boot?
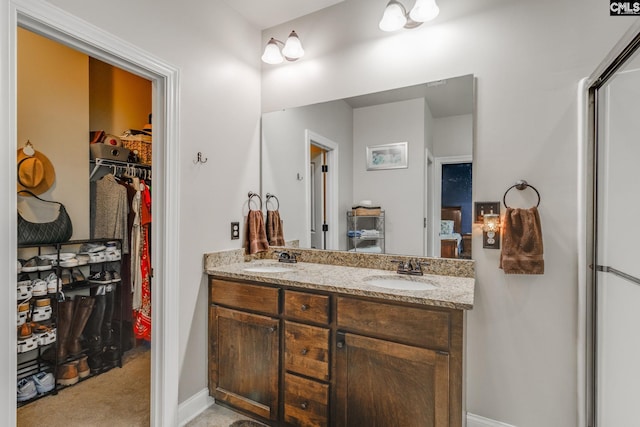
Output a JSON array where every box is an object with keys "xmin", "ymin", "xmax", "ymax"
[
  {"xmin": 67, "ymin": 296, "xmax": 95, "ymax": 356},
  {"xmin": 56, "ymin": 361, "xmax": 79, "ymax": 386},
  {"xmin": 77, "ymin": 355, "xmax": 90, "ymax": 379},
  {"xmin": 101, "ymin": 286, "xmax": 120, "ymax": 368},
  {"xmin": 84, "ymin": 291, "xmax": 106, "ymax": 373},
  {"xmin": 55, "ymin": 300, "xmax": 74, "ymax": 361}
]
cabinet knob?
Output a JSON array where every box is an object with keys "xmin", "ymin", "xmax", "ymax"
[
  {"xmin": 300, "ymin": 304, "xmax": 309, "ymax": 311},
  {"xmin": 301, "ymin": 348, "xmax": 308, "ymax": 355},
  {"xmin": 337, "ymin": 341, "xmax": 344, "ymax": 349},
  {"xmin": 300, "ymin": 402, "xmax": 308, "ymax": 410},
  {"xmin": 268, "ymin": 326, "xmax": 276, "ymax": 333}
]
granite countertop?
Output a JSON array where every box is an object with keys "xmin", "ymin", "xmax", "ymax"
[{"xmin": 206, "ymin": 259, "xmax": 474, "ymax": 310}]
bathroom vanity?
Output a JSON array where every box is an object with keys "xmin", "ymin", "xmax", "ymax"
[{"xmin": 206, "ymin": 251, "xmax": 474, "ymax": 427}]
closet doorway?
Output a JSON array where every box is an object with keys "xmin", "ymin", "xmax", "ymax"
[{"xmin": 8, "ymin": 2, "xmax": 180, "ymax": 425}]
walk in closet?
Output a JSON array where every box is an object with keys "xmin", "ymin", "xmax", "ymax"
[{"xmin": 16, "ymin": 27, "xmax": 152, "ymax": 420}]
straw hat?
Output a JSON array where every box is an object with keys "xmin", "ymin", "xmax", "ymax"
[{"xmin": 17, "ymin": 146, "xmax": 56, "ymax": 195}]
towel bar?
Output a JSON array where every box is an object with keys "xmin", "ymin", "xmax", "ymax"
[
  {"xmin": 248, "ymin": 191, "xmax": 262, "ymax": 210},
  {"xmin": 503, "ymin": 180, "xmax": 540, "ymax": 208},
  {"xmin": 266, "ymin": 193, "xmax": 280, "ymax": 210}
]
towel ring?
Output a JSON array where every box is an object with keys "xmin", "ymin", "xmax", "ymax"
[
  {"xmin": 266, "ymin": 193, "xmax": 280, "ymax": 210},
  {"xmin": 503, "ymin": 180, "xmax": 541, "ymax": 208},
  {"xmin": 248, "ymin": 191, "xmax": 262, "ymax": 210}
]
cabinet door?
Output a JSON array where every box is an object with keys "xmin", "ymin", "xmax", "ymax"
[
  {"xmin": 212, "ymin": 306, "xmax": 280, "ymax": 421},
  {"xmin": 335, "ymin": 332, "xmax": 450, "ymax": 427}
]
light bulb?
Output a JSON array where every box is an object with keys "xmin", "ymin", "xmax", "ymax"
[
  {"xmin": 379, "ymin": 1, "xmax": 407, "ymax": 32},
  {"xmin": 409, "ymin": 0, "xmax": 440, "ymax": 23},
  {"xmin": 261, "ymin": 38, "xmax": 283, "ymax": 64},
  {"xmin": 282, "ymin": 31, "xmax": 304, "ymax": 60}
]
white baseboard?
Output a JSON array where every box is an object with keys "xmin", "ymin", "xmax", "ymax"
[
  {"xmin": 178, "ymin": 388, "xmax": 214, "ymax": 426},
  {"xmin": 467, "ymin": 412, "xmax": 517, "ymax": 427}
]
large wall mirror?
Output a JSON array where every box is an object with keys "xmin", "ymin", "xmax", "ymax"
[{"xmin": 261, "ymin": 74, "xmax": 474, "ymax": 259}]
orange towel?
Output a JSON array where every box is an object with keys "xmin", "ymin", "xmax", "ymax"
[
  {"xmin": 246, "ymin": 210, "xmax": 269, "ymax": 254},
  {"xmin": 500, "ymin": 207, "xmax": 544, "ymax": 274},
  {"xmin": 266, "ymin": 210, "xmax": 285, "ymax": 246}
]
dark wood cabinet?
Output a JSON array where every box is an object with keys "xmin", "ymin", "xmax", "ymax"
[
  {"xmin": 335, "ymin": 332, "xmax": 450, "ymax": 427},
  {"xmin": 208, "ymin": 276, "xmax": 464, "ymax": 426},
  {"xmin": 209, "ymin": 305, "xmax": 280, "ymax": 420}
]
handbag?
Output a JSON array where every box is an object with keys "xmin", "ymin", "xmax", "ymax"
[{"xmin": 17, "ymin": 190, "xmax": 73, "ymax": 245}]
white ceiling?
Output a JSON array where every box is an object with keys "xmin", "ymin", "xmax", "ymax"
[{"xmin": 223, "ymin": 0, "xmax": 345, "ymax": 30}]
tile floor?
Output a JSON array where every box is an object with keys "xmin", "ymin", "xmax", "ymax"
[{"xmin": 185, "ymin": 403, "xmax": 268, "ymax": 427}]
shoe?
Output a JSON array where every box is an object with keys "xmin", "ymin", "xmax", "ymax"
[
  {"xmin": 56, "ymin": 361, "xmax": 79, "ymax": 386},
  {"xmin": 71, "ymin": 267, "xmax": 86, "ymax": 283},
  {"xmin": 17, "ymin": 259, "xmax": 23, "ymax": 274},
  {"xmin": 88, "ymin": 252, "xmax": 106, "ymax": 263},
  {"xmin": 36, "ymin": 257, "xmax": 52, "ymax": 271},
  {"xmin": 109, "ymin": 271, "xmax": 121, "ymax": 283},
  {"xmin": 17, "ymin": 335, "xmax": 38, "ymax": 353},
  {"xmin": 31, "ymin": 279, "xmax": 47, "ymax": 297},
  {"xmin": 33, "ymin": 324, "xmax": 56, "ymax": 346},
  {"xmin": 45, "ymin": 272, "xmax": 62, "ymax": 294},
  {"xmin": 77, "ymin": 355, "xmax": 90, "ymax": 378},
  {"xmin": 79, "ymin": 243, "xmax": 106, "ymax": 253},
  {"xmin": 17, "ymin": 378, "xmax": 37, "ymax": 402},
  {"xmin": 76, "ymin": 253, "xmax": 90, "ymax": 265},
  {"xmin": 21, "ymin": 257, "xmax": 39, "ymax": 273},
  {"xmin": 18, "ymin": 322, "xmax": 32, "ymax": 339},
  {"xmin": 32, "ymin": 372, "xmax": 55, "ymax": 394},
  {"xmin": 59, "ymin": 257, "xmax": 79, "ymax": 268},
  {"xmin": 17, "ymin": 280, "xmax": 32, "ymax": 301},
  {"xmin": 105, "ymin": 249, "xmax": 121, "ymax": 261},
  {"xmin": 32, "ymin": 298, "xmax": 52, "ymax": 322},
  {"xmin": 17, "ymin": 302, "xmax": 30, "ymax": 326},
  {"xmin": 88, "ymin": 271, "xmax": 112, "ymax": 284},
  {"xmin": 60, "ymin": 268, "xmax": 72, "ymax": 287}
]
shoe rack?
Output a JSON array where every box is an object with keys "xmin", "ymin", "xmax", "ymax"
[{"xmin": 17, "ymin": 238, "xmax": 124, "ymax": 407}]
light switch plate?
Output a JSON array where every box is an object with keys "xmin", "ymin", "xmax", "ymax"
[
  {"xmin": 231, "ymin": 222, "xmax": 240, "ymax": 240},
  {"xmin": 474, "ymin": 202, "xmax": 500, "ymax": 223}
]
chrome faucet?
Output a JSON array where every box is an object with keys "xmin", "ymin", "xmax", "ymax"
[
  {"xmin": 275, "ymin": 250, "xmax": 300, "ymax": 263},
  {"xmin": 391, "ymin": 258, "xmax": 429, "ymax": 276}
]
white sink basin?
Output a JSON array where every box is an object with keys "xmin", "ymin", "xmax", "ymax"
[
  {"xmin": 243, "ymin": 265, "xmax": 294, "ymax": 273},
  {"xmin": 365, "ymin": 276, "xmax": 437, "ymax": 291}
]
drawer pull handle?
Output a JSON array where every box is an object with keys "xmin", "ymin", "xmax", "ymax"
[
  {"xmin": 300, "ymin": 402, "xmax": 308, "ymax": 410},
  {"xmin": 301, "ymin": 348, "xmax": 308, "ymax": 355},
  {"xmin": 337, "ymin": 341, "xmax": 344, "ymax": 349},
  {"xmin": 300, "ymin": 304, "xmax": 309, "ymax": 311},
  {"xmin": 268, "ymin": 326, "xmax": 277, "ymax": 333}
]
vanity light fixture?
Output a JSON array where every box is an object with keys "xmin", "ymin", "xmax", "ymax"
[
  {"xmin": 379, "ymin": 0, "xmax": 440, "ymax": 32},
  {"xmin": 261, "ymin": 30, "xmax": 305, "ymax": 65},
  {"xmin": 483, "ymin": 213, "xmax": 501, "ymax": 249}
]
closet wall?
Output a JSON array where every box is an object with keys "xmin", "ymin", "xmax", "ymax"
[{"xmin": 18, "ymin": 28, "xmax": 152, "ymax": 237}]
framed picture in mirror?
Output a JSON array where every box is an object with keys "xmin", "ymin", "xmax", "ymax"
[{"xmin": 366, "ymin": 142, "xmax": 408, "ymax": 171}]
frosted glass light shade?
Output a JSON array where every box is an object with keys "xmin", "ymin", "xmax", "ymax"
[
  {"xmin": 379, "ymin": 1, "xmax": 407, "ymax": 32},
  {"xmin": 282, "ymin": 31, "xmax": 304, "ymax": 60},
  {"xmin": 409, "ymin": 0, "xmax": 440, "ymax": 22},
  {"xmin": 261, "ymin": 38, "xmax": 283, "ymax": 64}
]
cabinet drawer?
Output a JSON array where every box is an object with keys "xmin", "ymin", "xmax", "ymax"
[
  {"xmin": 210, "ymin": 278, "xmax": 279, "ymax": 316},
  {"xmin": 284, "ymin": 290, "xmax": 330, "ymax": 324},
  {"xmin": 336, "ymin": 296, "xmax": 450, "ymax": 351},
  {"xmin": 285, "ymin": 321, "xmax": 330, "ymax": 381},
  {"xmin": 284, "ymin": 373, "xmax": 329, "ymax": 427}
]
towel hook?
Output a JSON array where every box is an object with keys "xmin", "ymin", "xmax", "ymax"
[
  {"xmin": 503, "ymin": 180, "xmax": 541, "ymax": 208},
  {"xmin": 266, "ymin": 193, "xmax": 280, "ymax": 210},
  {"xmin": 194, "ymin": 152, "xmax": 208, "ymax": 164},
  {"xmin": 248, "ymin": 191, "xmax": 262, "ymax": 210}
]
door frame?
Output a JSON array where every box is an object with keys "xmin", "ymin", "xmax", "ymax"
[
  {"xmin": 4, "ymin": 1, "xmax": 181, "ymax": 425},
  {"xmin": 433, "ymin": 155, "xmax": 472, "ymax": 257},
  {"xmin": 424, "ymin": 148, "xmax": 435, "ymax": 257},
  {"xmin": 305, "ymin": 130, "xmax": 339, "ymax": 250}
]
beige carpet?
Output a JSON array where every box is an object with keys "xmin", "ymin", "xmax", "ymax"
[{"xmin": 17, "ymin": 347, "xmax": 150, "ymax": 427}]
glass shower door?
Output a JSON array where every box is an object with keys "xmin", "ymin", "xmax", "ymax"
[{"xmin": 593, "ymin": 48, "xmax": 640, "ymax": 426}]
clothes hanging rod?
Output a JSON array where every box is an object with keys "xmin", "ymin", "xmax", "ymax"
[
  {"xmin": 89, "ymin": 158, "xmax": 151, "ymax": 179},
  {"xmin": 596, "ymin": 265, "xmax": 640, "ymax": 287}
]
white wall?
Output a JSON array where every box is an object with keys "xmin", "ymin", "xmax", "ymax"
[
  {"xmin": 40, "ymin": 0, "xmax": 263, "ymax": 404},
  {"xmin": 433, "ymin": 114, "xmax": 473, "ymax": 158},
  {"xmin": 262, "ymin": 99, "xmax": 353, "ymax": 249},
  {"xmin": 261, "ymin": 1, "xmax": 638, "ymax": 425},
  {"xmin": 353, "ymin": 98, "xmax": 425, "ymax": 256}
]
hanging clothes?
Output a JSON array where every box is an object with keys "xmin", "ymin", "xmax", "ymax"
[
  {"xmin": 133, "ymin": 181, "xmax": 151, "ymax": 342},
  {"xmin": 92, "ymin": 173, "xmax": 130, "ymax": 254}
]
